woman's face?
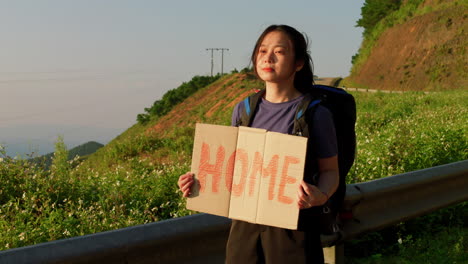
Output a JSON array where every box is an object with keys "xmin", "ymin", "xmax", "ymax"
[{"xmin": 255, "ymin": 31, "xmax": 301, "ymax": 85}]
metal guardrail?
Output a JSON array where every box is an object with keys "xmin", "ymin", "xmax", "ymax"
[
  {"xmin": 0, "ymin": 214, "xmax": 231, "ymax": 264},
  {"xmin": 340, "ymin": 87, "xmax": 430, "ymax": 94},
  {"xmin": 1, "ymin": 160, "xmax": 467, "ymax": 264},
  {"xmin": 340, "ymin": 159, "xmax": 468, "ymax": 242},
  {"xmin": 342, "ymin": 87, "xmax": 404, "ymax": 93}
]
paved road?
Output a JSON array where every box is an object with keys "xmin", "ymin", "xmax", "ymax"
[
  {"xmin": 314, "ymin": 77, "xmax": 340, "ymax": 86},
  {"xmin": 315, "ymin": 77, "xmax": 423, "ymax": 94}
]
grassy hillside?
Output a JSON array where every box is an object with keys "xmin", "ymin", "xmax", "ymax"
[{"xmin": 344, "ymin": 0, "xmax": 467, "ymax": 91}]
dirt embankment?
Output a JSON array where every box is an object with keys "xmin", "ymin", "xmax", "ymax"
[
  {"xmin": 349, "ymin": 5, "xmax": 467, "ymax": 91},
  {"xmin": 147, "ymin": 73, "xmax": 262, "ymax": 136}
]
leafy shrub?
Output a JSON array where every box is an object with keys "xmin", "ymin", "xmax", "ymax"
[
  {"xmin": 356, "ymin": 0, "xmax": 402, "ymax": 36},
  {"xmin": 240, "ymin": 67, "xmax": 253, "ymax": 74}
]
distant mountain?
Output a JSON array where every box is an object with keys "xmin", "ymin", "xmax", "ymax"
[
  {"xmin": 0, "ymin": 124, "xmax": 118, "ymax": 157},
  {"xmin": 30, "ymin": 141, "xmax": 104, "ymax": 168},
  {"xmin": 68, "ymin": 141, "xmax": 104, "ymax": 159}
]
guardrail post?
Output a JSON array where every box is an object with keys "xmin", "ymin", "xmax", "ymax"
[{"xmin": 323, "ymin": 245, "xmax": 344, "ymax": 264}]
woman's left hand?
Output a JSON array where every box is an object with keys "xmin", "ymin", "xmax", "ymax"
[{"xmin": 297, "ymin": 180, "xmax": 328, "ymax": 209}]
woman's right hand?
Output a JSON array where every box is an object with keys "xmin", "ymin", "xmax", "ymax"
[{"xmin": 178, "ymin": 172, "xmax": 194, "ymax": 197}]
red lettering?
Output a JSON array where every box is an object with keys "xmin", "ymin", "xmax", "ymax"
[
  {"xmin": 232, "ymin": 149, "xmax": 248, "ymax": 197},
  {"xmin": 248, "ymin": 151, "xmax": 263, "ymax": 196},
  {"xmin": 225, "ymin": 150, "xmax": 237, "ymax": 192},
  {"xmin": 198, "ymin": 143, "xmax": 225, "ymax": 193},
  {"xmin": 197, "ymin": 141, "xmax": 302, "ymax": 205},
  {"xmin": 278, "ymin": 156, "xmax": 300, "ymax": 204},
  {"xmin": 262, "ymin": 155, "xmax": 279, "ymax": 200}
]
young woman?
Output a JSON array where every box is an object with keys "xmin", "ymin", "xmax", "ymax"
[{"xmin": 178, "ymin": 24, "xmax": 339, "ymax": 264}]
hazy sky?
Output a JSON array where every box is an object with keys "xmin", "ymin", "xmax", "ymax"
[{"xmin": 0, "ymin": 0, "xmax": 365, "ymax": 156}]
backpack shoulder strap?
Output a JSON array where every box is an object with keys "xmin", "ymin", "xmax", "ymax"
[
  {"xmin": 293, "ymin": 93, "xmax": 322, "ymax": 137},
  {"xmin": 237, "ymin": 89, "xmax": 265, "ymax": 127}
]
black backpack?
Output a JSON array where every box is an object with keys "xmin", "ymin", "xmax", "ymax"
[{"xmin": 236, "ymin": 84, "xmax": 356, "ymax": 235}]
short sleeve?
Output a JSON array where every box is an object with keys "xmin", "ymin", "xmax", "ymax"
[
  {"xmin": 310, "ymin": 105, "xmax": 338, "ymax": 159},
  {"xmin": 231, "ymin": 101, "xmax": 244, "ymax": 127}
]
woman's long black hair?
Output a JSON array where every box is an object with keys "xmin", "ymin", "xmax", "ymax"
[{"xmin": 251, "ymin": 24, "xmax": 315, "ymax": 93}]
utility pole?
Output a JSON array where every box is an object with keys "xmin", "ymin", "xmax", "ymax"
[
  {"xmin": 206, "ymin": 48, "xmax": 215, "ymax": 76},
  {"xmin": 206, "ymin": 48, "xmax": 229, "ymax": 76},
  {"xmin": 219, "ymin": 48, "xmax": 229, "ymax": 75}
]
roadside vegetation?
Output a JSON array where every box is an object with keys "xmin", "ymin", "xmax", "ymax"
[
  {"xmin": 349, "ymin": 91, "xmax": 467, "ymax": 182},
  {"xmin": 345, "ymin": 90, "xmax": 467, "ymax": 262},
  {"xmin": 347, "ymin": 223, "xmax": 467, "ymax": 263},
  {"xmin": 1, "ymin": 80, "xmax": 466, "ymax": 264}
]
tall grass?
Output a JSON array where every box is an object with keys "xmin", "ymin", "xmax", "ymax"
[
  {"xmin": 0, "ymin": 146, "xmax": 191, "ymax": 250},
  {"xmin": 349, "ymin": 91, "xmax": 467, "ymax": 183},
  {"xmin": 347, "ymin": 225, "xmax": 467, "ymax": 264}
]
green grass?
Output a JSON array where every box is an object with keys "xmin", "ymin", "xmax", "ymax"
[
  {"xmin": 345, "ymin": 201, "xmax": 467, "ymax": 263},
  {"xmin": 347, "ymin": 225, "xmax": 468, "ymax": 264},
  {"xmin": 348, "ymin": 90, "xmax": 467, "ymax": 183}
]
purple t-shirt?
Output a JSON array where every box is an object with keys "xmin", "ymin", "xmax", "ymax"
[{"xmin": 231, "ymin": 95, "xmax": 337, "ymax": 159}]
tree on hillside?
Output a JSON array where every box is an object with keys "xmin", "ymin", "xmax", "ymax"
[
  {"xmin": 356, "ymin": 0, "xmax": 402, "ymax": 35},
  {"xmin": 137, "ymin": 75, "xmax": 220, "ymax": 124},
  {"xmin": 50, "ymin": 136, "xmax": 70, "ymax": 177}
]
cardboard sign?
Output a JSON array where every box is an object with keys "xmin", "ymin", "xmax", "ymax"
[{"xmin": 187, "ymin": 123, "xmax": 308, "ymax": 230}]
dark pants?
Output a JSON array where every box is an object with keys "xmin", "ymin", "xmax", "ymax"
[{"xmin": 226, "ymin": 220, "xmax": 324, "ymax": 264}]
